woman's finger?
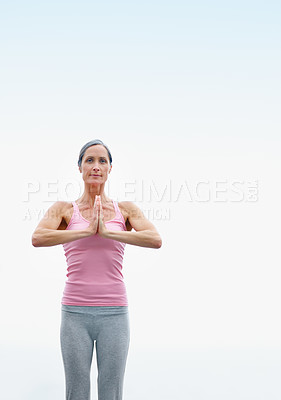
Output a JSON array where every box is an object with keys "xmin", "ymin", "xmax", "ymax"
[
  {"xmin": 93, "ymin": 196, "xmax": 98, "ymax": 215},
  {"xmin": 99, "ymin": 196, "xmax": 103, "ymax": 219}
]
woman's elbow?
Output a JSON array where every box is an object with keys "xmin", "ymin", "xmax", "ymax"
[
  {"xmin": 32, "ymin": 233, "xmax": 41, "ymax": 247},
  {"xmin": 154, "ymin": 235, "xmax": 162, "ymax": 249}
]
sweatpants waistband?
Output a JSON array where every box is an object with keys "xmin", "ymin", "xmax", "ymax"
[{"xmin": 61, "ymin": 304, "xmax": 129, "ymax": 316}]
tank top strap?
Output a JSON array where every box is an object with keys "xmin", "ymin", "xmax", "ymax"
[
  {"xmin": 71, "ymin": 201, "xmax": 79, "ymax": 217},
  {"xmin": 112, "ymin": 200, "xmax": 118, "ymax": 213},
  {"xmin": 113, "ymin": 200, "xmax": 126, "ymax": 227}
]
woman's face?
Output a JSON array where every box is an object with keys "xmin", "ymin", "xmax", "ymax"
[{"xmin": 79, "ymin": 145, "xmax": 112, "ymax": 184}]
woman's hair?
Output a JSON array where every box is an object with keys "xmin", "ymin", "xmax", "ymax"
[{"xmin": 78, "ymin": 140, "xmax": 112, "ymax": 167}]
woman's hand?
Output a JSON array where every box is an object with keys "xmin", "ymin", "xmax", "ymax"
[
  {"xmin": 97, "ymin": 196, "xmax": 110, "ymax": 238},
  {"xmin": 84, "ymin": 195, "xmax": 99, "ymax": 236}
]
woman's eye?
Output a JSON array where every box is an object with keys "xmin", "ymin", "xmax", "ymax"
[{"xmin": 87, "ymin": 158, "xmax": 106, "ymax": 162}]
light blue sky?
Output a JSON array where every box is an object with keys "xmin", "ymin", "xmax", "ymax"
[
  {"xmin": 0, "ymin": 0, "xmax": 280, "ymax": 141},
  {"xmin": 0, "ymin": 1, "xmax": 280, "ymax": 399}
]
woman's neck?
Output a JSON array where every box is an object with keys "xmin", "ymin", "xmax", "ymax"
[{"xmin": 77, "ymin": 193, "xmax": 110, "ymax": 208}]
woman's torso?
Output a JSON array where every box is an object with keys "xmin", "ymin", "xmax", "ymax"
[{"xmin": 61, "ymin": 199, "xmax": 131, "ymax": 306}]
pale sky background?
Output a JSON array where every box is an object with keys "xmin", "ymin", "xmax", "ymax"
[{"xmin": 0, "ymin": 1, "xmax": 280, "ymax": 399}]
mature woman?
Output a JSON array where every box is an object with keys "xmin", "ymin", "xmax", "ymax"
[{"xmin": 31, "ymin": 139, "xmax": 162, "ymax": 400}]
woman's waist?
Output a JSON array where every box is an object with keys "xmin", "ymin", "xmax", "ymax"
[{"xmin": 61, "ymin": 303, "xmax": 129, "ymax": 315}]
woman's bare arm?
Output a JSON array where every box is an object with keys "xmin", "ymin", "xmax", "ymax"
[
  {"xmin": 105, "ymin": 229, "xmax": 162, "ymax": 248},
  {"xmin": 101, "ymin": 201, "xmax": 162, "ymax": 249},
  {"xmin": 31, "ymin": 201, "xmax": 91, "ymax": 247}
]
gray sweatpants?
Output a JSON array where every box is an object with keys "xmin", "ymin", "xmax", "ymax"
[{"xmin": 60, "ymin": 304, "xmax": 130, "ymax": 400}]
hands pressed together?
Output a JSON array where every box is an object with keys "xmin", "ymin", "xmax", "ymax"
[{"xmin": 86, "ymin": 195, "xmax": 109, "ymax": 238}]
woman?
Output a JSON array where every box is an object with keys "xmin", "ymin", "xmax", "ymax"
[{"xmin": 31, "ymin": 139, "xmax": 162, "ymax": 400}]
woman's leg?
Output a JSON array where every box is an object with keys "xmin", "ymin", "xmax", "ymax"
[
  {"xmin": 60, "ymin": 310, "xmax": 94, "ymax": 400},
  {"xmin": 95, "ymin": 311, "xmax": 130, "ymax": 400}
]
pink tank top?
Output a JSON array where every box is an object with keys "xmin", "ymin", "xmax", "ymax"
[{"xmin": 61, "ymin": 200, "xmax": 128, "ymax": 306}]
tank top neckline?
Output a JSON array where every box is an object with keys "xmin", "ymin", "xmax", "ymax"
[{"xmin": 73, "ymin": 199, "xmax": 119, "ymax": 224}]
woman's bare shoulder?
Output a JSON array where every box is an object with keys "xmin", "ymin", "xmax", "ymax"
[
  {"xmin": 118, "ymin": 201, "xmax": 142, "ymax": 214},
  {"xmin": 54, "ymin": 200, "xmax": 73, "ymax": 209},
  {"xmin": 51, "ymin": 201, "xmax": 73, "ymax": 218},
  {"xmin": 117, "ymin": 201, "xmax": 134, "ymax": 213},
  {"xmin": 117, "ymin": 201, "xmax": 145, "ymax": 222}
]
